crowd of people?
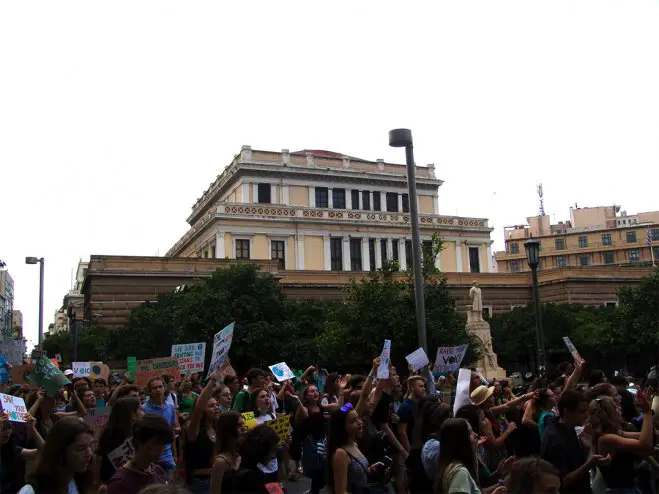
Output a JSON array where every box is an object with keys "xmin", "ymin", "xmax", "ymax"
[{"xmin": 1, "ymin": 355, "xmax": 658, "ymax": 494}]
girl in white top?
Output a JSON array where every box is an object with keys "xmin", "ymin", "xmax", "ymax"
[{"xmin": 435, "ymin": 418, "xmax": 481, "ymax": 494}]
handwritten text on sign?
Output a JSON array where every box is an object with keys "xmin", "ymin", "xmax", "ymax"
[
  {"xmin": 433, "ymin": 345, "xmax": 468, "ymax": 374},
  {"xmin": 207, "ymin": 322, "xmax": 235, "ymax": 378},
  {"xmin": 171, "ymin": 342, "xmax": 206, "ymax": 374},
  {"xmin": 0, "ymin": 393, "xmax": 28, "ymax": 422},
  {"xmin": 84, "ymin": 406, "xmax": 111, "ymax": 442},
  {"xmin": 107, "ymin": 438, "xmax": 135, "ymax": 470},
  {"xmin": 135, "ymin": 357, "xmax": 181, "ymax": 388}
]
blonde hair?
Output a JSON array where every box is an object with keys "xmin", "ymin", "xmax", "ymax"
[{"xmin": 588, "ymin": 396, "xmax": 620, "ymax": 436}]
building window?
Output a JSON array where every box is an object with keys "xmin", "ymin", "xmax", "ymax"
[
  {"xmin": 271, "ymin": 240, "xmax": 285, "ymax": 269},
  {"xmin": 578, "ymin": 236, "xmax": 588, "ymax": 248},
  {"xmin": 333, "ymin": 188, "xmax": 346, "ymax": 209},
  {"xmin": 350, "ymin": 239, "xmax": 362, "ymax": 271},
  {"xmin": 210, "ymin": 245, "xmax": 215, "ymax": 258},
  {"xmin": 330, "ymin": 238, "xmax": 343, "ymax": 271},
  {"xmin": 556, "ymin": 255, "xmax": 566, "ymax": 268},
  {"xmin": 392, "ymin": 241, "xmax": 399, "ymax": 262},
  {"xmin": 405, "ymin": 240, "xmax": 413, "ymax": 270},
  {"xmin": 654, "ymin": 246, "xmax": 659, "ymax": 260},
  {"xmin": 579, "ymin": 255, "xmax": 590, "ymax": 267},
  {"xmin": 369, "ymin": 239, "xmax": 376, "ymax": 271},
  {"xmin": 628, "ymin": 248, "xmax": 640, "ymax": 261},
  {"xmin": 351, "ymin": 190, "xmax": 360, "ymax": 210},
  {"xmin": 602, "ymin": 233, "xmax": 612, "ymax": 246},
  {"xmin": 422, "ymin": 240, "xmax": 433, "ymax": 267},
  {"xmin": 315, "ymin": 187, "xmax": 329, "ymax": 208},
  {"xmin": 373, "ymin": 193, "xmax": 381, "ymax": 211},
  {"xmin": 604, "ymin": 301, "xmax": 618, "ymax": 308},
  {"xmin": 652, "ymin": 229, "xmax": 659, "ymax": 241},
  {"xmin": 469, "ymin": 247, "xmax": 480, "ymax": 273},
  {"xmin": 257, "ymin": 183, "xmax": 271, "ymax": 204},
  {"xmin": 362, "ymin": 191, "xmax": 371, "ymax": 211},
  {"xmin": 236, "ymin": 239, "xmax": 250, "ymax": 260},
  {"xmin": 381, "ymin": 239, "xmax": 388, "ymax": 261},
  {"xmin": 402, "ymin": 194, "xmax": 409, "ymax": 213},
  {"xmin": 555, "ymin": 238, "xmax": 566, "ymax": 250},
  {"xmin": 603, "ymin": 251, "xmax": 615, "ymax": 265},
  {"xmin": 626, "ymin": 231, "xmax": 637, "ymax": 243},
  {"xmin": 509, "ymin": 243, "xmax": 519, "ymax": 254},
  {"xmin": 510, "ymin": 260, "xmax": 521, "ymax": 272},
  {"xmin": 386, "ymin": 193, "xmax": 398, "ymax": 212}
]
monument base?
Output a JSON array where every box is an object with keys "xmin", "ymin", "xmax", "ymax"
[{"xmin": 466, "ymin": 313, "xmax": 507, "ymax": 381}]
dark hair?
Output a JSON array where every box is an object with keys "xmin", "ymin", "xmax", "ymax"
[
  {"xmin": 98, "ymin": 397, "xmax": 140, "ymax": 453},
  {"xmin": 133, "ymin": 414, "xmax": 174, "ymax": 449},
  {"xmin": 558, "ymin": 389, "xmax": 587, "ymax": 417},
  {"xmin": 93, "ymin": 378, "xmax": 107, "ymax": 387},
  {"xmin": 588, "ymin": 369, "xmax": 606, "ymax": 388},
  {"xmin": 238, "ymin": 424, "xmax": 279, "ymax": 469},
  {"xmin": 348, "ymin": 375, "xmax": 366, "ymax": 389},
  {"xmin": 534, "ymin": 388, "xmax": 553, "ymax": 410},
  {"xmin": 435, "ymin": 419, "xmax": 477, "ymax": 493},
  {"xmin": 115, "ymin": 384, "xmax": 140, "ymax": 400},
  {"xmin": 327, "ymin": 408, "xmax": 355, "ymax": 492},
  {"xmin": 29, "ymin": 417, "xmax": 94, "ymax": 494},
  {"xmin": 248, "ymin": 387, "xmax": 270, "ymax": 416},
  {"xmin": 609, "ymin": 375, "xmax": 627, "ymax": 387},
  {"xmin": 216, "ymin": 411, "xmax": 242, "ymax": 455},
  {"xmin": 507, "ymin": 422, "xmax": 541, "ymax": 458},
  {"xmin": 139, "ymin": 486, "xmax": 193, "ymax": 494},
  {"xmin": 245, "ymin": 368, "xmax": 267, "ymax": 385},
  {"xmin": 162, "ymin": 374, "xmax": 175, "ymax": 384},
  {"xmin": 455, "ymin": 404, "xmax": 482, "ymax": 436},
  {"xmin": 505, "ymin": 457, "xmax": 559, "ymax": 494},
  {"xmin": 413, "ymin": 399, "xmax": 451, "ymax": 448},
  {"xmin": 302, "ymin": 384, "xmax": 319, "ymax": 405},
  {"xmin": 588, "ymin": 383, "xmax": 616, "ymax": 402},
  {"xmin": 324, "ymin": 373, "xmax": 339, "ymax": 396},
  {"xmin": 549, "ymin": 378, "xmax": 564, "ymax": 392},
  {"xmin": 556, "ymin": 361, "xmax": 573, "ymax": 375},
  {"xmin": 223, "ymin": 375, "xmax": 239, "ymax": 386}
]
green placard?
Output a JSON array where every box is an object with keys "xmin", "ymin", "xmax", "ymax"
[
  {"xmin": 127, "ymin": 356, "xmax": 136, "ymax": 381},
  {"xmin": 27, "ymin": 355, "xmax": 71, "ymax": 397}
]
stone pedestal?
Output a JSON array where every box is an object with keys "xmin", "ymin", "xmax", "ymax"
[{"xmin": 466, "ymin": 309, "xmax": 507, "ymax": 381}]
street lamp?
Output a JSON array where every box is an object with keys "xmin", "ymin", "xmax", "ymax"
[
  {"xmin": 25, "ymin": 257, "xmax": 45, "ymax": 351},
  {"xmin": 524, "ymin": 238, "xmax": 546, "ymax": 373},
  {"xmin": 389, "ymin": 128, "xmax": 428, "ymax": 354}
]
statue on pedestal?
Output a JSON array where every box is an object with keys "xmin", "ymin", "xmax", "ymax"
[{"xmin": 469, "ymin": 281, "xmax": 483, "ymax": 322}]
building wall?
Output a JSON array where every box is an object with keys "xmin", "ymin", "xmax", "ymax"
[
  {"xmin": 419, "ymin": 195, "xmax": 435, "ymax": 214},
  {"xmin": 441, "ymin": 241, "xmax": 457, "ymax": 272},
  {"xmin": 304, "ymin": 236, "xmax": 324, "ymax": 270},
  {"xmin": 289, "ymin": 186, "xmax": 308, "ymax": 206}
]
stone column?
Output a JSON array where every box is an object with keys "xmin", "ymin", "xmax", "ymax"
[
  {"xmin": 358, "ymin": 190, "xmax": 364, "ymax": 210},
  {"xmin": 346, "ymin": 190, "xmax": 352, "ymax": 210},
  {"xmin": 281, "ymin": 185, "xmax": 290, "ymax": 206},
  {"xmin": 380, "ymin": 192, "xmax": 386, "ymax": 212},
  {"xmin": 309, "ymin": 187, "xmax": 316, "ymax": 208},
  {"xmin": 456, "ymin": 241, "xmax": 464, "ymax": 273},
  {"xmin": 487, "ymin": 243, "xmax": 495, "ymax": 273},
  {"xmin": 296, "ymin": 235, "xmax": 305, "ymax": 270},
  {"xmin": 323, "ymin": 236, "xmax": 331, "ymax": 271},
  {"xmin": 374, "ymin": 238, "xmax": 382, "ymax": 269},
  {"xmin": 241, "ymin": 183, "xmax": 250, "ymax": 204},
  {"xmin": 215, "ymin": 232, "xmax": 225, "ymax": 258},
  {"xmin": 398, "ymin": 239, "xmax": 407, "ymax": 270},
  {"xmin": 397, "ymin": 194, "xmax": 403, "ymax": 213},
  {"xmin": 343, "ymin": 237, "xmax": 351, "ymax": 271},
  {"xmin": 362, "ymin": 238, "xmax": 370, "ymax": 271},
  {"xmin": 270, "ymin": 184, "xmax": 277, "ymax": 204},
  {"xmin": 328, "ymin": 188, "xmax": 334, "ymax": 209},
  {"xmin": 369, "ymin": 191, "xmax": 374, "ymax": 211},
  {"xmin": 433, "ymin": 194, "xmax": 439, "ymax": 214},
  {"xmin": 386, "ymin": 239, "xmax": 393, "ymax": 261},
  {"xmin": 252, "ymin": 184, "xmax": 259, "ymax": 203}
]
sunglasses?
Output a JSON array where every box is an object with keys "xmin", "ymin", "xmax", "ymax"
[{"xmin": 340, "ymin": 402, "xmax": 353, "ymax": 413}]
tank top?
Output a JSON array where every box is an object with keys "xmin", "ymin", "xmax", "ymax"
[
  {"xmin": 598, "ymin": 450, "xmax": 637, "ymax": 488},
  {"xmin": 185, "ymin": 427, "xmax": 216, "ymax": 473},
  {"xmin": 344, "ymin": 449, "xmax": 370, "ymax": 494}
]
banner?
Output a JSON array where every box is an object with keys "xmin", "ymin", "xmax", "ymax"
[
  {"xmin": 0, "ymin": 340, "xmax": 26, "ymax": 366},
  {"xmin": 562, "ymin": 337, "xmax": 585, "ymax": 365},
  {"xmin": 376, "ymin": 340, "xmax": 391, "ymax": 379},
  {"xmin": 27, "ymin": 356, "xmax": 71, "ymax": 397},
  {"xmin": 84, "ymin": 406, "xmax": 111, "ymax": 442},
  {"xmin": 135, "ymin": 357, "xmax": 181, "ymax": 388},
  {"xmin": 207, "ymin": 322, "xmax": 235, "ymax": 378},
  {"xmin": 127, "ymin": 357, "xmax": 137, "ymax": 381},
  {"xmin": 433, "ymin": 345, "xmax": 468, "ymax": 374},
  {"xmin": 107, "ymin": 438, "xmax": 134, "ymax": 470},
  {"xmin": 405, "ymin": 347, "xmax": 430, "ymax": 372},
  {"xmin": 269, "ymin": 362, "xmax": 295, "ymax": 382},
  {"xmin": 73, "ymin": 362, "xmax": 91, "ymax": 378},
  {"xmin": 0, "ymin": 392, "xmax": 28, "ymax": 422},
  {"xmin": 171, "ymin": 342, "xmax": 206, "ymax": 374}
]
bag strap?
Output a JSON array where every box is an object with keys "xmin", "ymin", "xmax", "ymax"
[{"xmin": 442, "ymin": 462, "xmax": 462, "ymax": 492}]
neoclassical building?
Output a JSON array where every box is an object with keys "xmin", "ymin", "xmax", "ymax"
[{"xmin": 167, "ymin": 147, "xmax": 495, "ymax": 273}]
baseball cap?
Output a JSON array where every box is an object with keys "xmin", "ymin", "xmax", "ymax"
[{"xmin": 64, "ymin": 369, "xmax": 74, "ymax": 376}]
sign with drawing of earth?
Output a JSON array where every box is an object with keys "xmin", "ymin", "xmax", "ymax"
[{"xmin": 268, "ymin": 362, "xmax": 295, "ymax": 382}]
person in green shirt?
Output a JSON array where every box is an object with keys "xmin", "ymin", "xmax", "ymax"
[
  {"xmin": 177, "ymin": 377, "xmax": 199, "ymax": 416},
  {"xmin": 232, "ymin": 368, "xmax": 268, "ymax": 413}
]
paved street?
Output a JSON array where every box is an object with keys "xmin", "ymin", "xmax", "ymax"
[{"xmin": 285, "ymin": 476, "xmax": 311, "ymax": 494}]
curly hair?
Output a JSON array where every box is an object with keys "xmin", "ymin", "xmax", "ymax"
[
  {"xmin": 588, "ymin": 396, "xmax": 620, "ymax": 436},
  {"xmin": 505, "ymin": 457, "xmax": 559, "ymax": 493}
]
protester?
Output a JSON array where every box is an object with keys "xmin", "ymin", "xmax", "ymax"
[
  {"xmin": 93, "ymin": 379, "xmax": 108, "ymax": 407},
  {"xmin": 434, "ymin": 418, "xmax": 481, "ymax": 494},
  {"xmin": 232, "ymin": 368, "xmax": 268, "ymax": 413},
  {"xmin": 249, "ymin": 388, "xmax": 277, "ymax": 424},
  {"xmin": 293, "ymin": 384, "xmax": 327, "ymax": 494},
  {"xmin": 209, "ymin": 411, "xmax": 246, "ymax": 494},
  {"xmin": 1, "ymin": 412, "xmax": 44, "ymax": 494},
  {"xmin": 177, "ymin": 376, "xmax": 199, "ymax": 416},
  {"xmin": 106, "ymin": 414, "xmax": 173, "ymax": 494},
  {"xmin": 18, "ymin": 417, "xmax": 94, "ymax": 494},
  {"xmin": 609, "ymin": 375, "xmax": 638, "ymax": 425},
  {"xmin": 232, "ymin": 424, "xmax": 281, "ymax": 493},
  {"xmin": 522, "ymin": 388, "xmax": 556, "ymax": 437},
  {"xmin": 398, "ymin": 375, "xmax": 427, "ymax": 453},
  {"xmin": 214, "ymin": 384, "xmax": 233, "ymax": 413},
  {"xmin": 504, "ymin": 457, "xmax": 560, "ymax": 494},
  {"xmin": 142, "ymin": 377, "xmax": 179, "ymax": 480}
]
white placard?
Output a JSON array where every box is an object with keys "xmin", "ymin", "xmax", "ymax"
[
  {"xmin": 405, "ymin": 347, "xmax": 430, "ymax": 372},
  {"xmin": 377, "ymin": 340, "xmax": 391, "ymax": 379},
  {"xmin": 171, "ymin": 342, "xmax": 206, "ymax": 374},
  {"xmin": 107, "ymin": 438, "xmax": 135, "ymax": 470},
  {"xmin": 72, "ymin": 362, "xmax": 91, "ymax": 378},
  {"xmin": 207, "ymin": 322, "xmax": 235, "ymax": 378},
  {"xmin": 269, "ymin": 362, "xmax": 295, "ymax": 382},
  {"xmin": 453, "ymin": 368, "xmax": 472, "ymax": 415},
  {"xmin": 0, "ymin": 392, "xmax": 28, "ymax": 422},
  {"xmin": 562, "ymin": 337, "xmax": 585, "ymax": 365},
  {"xmin": 434, "ymin": 345, "xmax": 468, "ymax": 374}
]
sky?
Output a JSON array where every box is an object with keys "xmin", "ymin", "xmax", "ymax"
[{"xmin": 1, "ymin": 1, "xmax": 658, "ymax": 350}]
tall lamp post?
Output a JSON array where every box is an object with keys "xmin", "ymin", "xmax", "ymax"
[
  {"xmin": 25, "ymin": 257, "xmax": 45, "ymax": 351},
  {"xmin": 523, "ymin": 238, "xmax": 545, "ymax": 373},
  {"xmin": 389, "ymin": 128, "xmax": 428, "ymax": 353}
]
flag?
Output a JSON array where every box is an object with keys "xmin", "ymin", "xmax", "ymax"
[{"xmin": 647, "ymin": 225, "xmax": 652, "ymax": 246}]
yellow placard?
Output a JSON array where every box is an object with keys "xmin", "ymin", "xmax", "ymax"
[{"xmin": 266, "ymin": 416, "xmax": 292, "ymax": 446}]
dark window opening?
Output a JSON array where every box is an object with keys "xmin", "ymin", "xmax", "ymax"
[
  {"xmin": 330, "ymin": 238, "xmax": 343, "ymax": 271},
  {"xmin": 257, "ymin": 183, "xmax": 271, "ymax": 204},
  {"xmin": 350, "ymin": 239, "xmax": 362, "ymax": 271},
  {"xmin": 315, "ymin": 187, "xmax": 329, "ymax": 208}
]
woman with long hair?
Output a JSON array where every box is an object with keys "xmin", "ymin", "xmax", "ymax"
[
  {"xmin": 434, "ymin": 418, "xmax": 480, "ymax": 494},
  {"xmin": 1, "ymin": 412, "xmax": 44, "ymax": 494},
  {"xmin": 504, "ymin": 458, "xmax": 560, "ymax": 494},
  {"xmin": 292, "ymin": 384, "xmax": 327, "ymax": 494},
  {"xmin": 521, "ymin": 388, "xmax": 556, "ymax": 438},
  {"xmin": 588, "ymin": 389, "xmax": 653, "ymax": 492},
  {"xmin": 249, "ymin": 388, "xmax": 276, "ymax": 424},
  {"xmin": 94, "ymin": 397, "xmax": 143, "ymax": 485},
  {"xmin": 178, "ymin": 376, "xmax": 199, "ymax": 416},
  {"xmin": 209, "ymin": 411, "xmax": 246, "ymax": 494},
  {"xmin": 19, "ymin": 417, "xmax": 94, "ymax": 494},
  {"xmin": 231, "ymin": 424, "xmax": 280, "ymax": 493}
]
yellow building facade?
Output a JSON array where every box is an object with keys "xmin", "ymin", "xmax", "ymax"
[
  {"xmin": 496, "ymin": 206, "xmax": 659, "ymax": 272},
  {"xmin": 167, "ymin": 147, "xmax": 494, "ymax": 273}
]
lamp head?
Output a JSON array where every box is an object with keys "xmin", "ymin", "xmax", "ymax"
[
  {"xmin": 388, "ymin": 128, "xmax": 413, "ymax": 148},
  {"xmin": 25, "ymin": 257, "xmax": 39, "ymax": 265},
  {"xmin": 524, "ymin": 238, "xmax": 541, "ymax": 268}
]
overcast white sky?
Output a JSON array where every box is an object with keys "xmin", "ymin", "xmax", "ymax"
[{"xmin": 1, "ymin": 1, "xmax": 658, "ymax": 349}]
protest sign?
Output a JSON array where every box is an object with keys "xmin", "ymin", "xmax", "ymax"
[
  {"xmin": 562, "ymin": 337, "xmax": 585, "ymax": 365},
  {"xmin": 377, "ymin": 340, "xmax": 391, "ymax": 379},
  {"xmin": 10, "ymin": 365, "xmax": 34, "ymax": 385},
  {"xmin": 241, "ymin": 411, "xmax": 258, "ymax": 430},
  {"xmin": 405, "ymin": 347, "xmax": 430, "ymax": 372},
  {"xmin": 127, "ymin": 357, "xmax": 137, "ymax": 381},
  {"xmin": 107, "ymin": 438, "xmax": 134, "ymax": 471},
  {"xmin": 0, "ymin": 392, "xmax": 28, "ymax": 422},
  {"xmin": 433, "ymin": 345, "xmax": 468, "ymax": 374},
  {"xmin": 84, "ymin": 406, "xmax": 111, "ymax": 442},
  {"xmin": 207, "ymin": 322, "xmax": 235, "ymax": 378},
  {"xmin": 0, "ymin": 340, "xmax": 26, "ymax": 366},
  {"xmin": 50, "ymin": 358, "xmax": 59, "ymax": 368},
  {"xmin": 90, "ymin": 362, "xmax": 110, "ymax": 381},
  {"xmin": 453, "ymin": 368, "xmax": 472, "ymax": 415},
  {"xmin": 135, "ymin": 357, "xmax": 181, "ymax": 388},
  {"xmin": 27, "ymin": 356, "xmax": 71, "ymax": 397},
  {"xmin": 73, "ymin": 362, "xmax": 91, "ymax": 378},
  {"xmin": 171, "ymin": 342, "xmax": 206, "ymax": 374},
  {"xmin": 269, "ymin": 362, "xmax": 295, "ymax": 382},
  {"xmin": 265, "ymin": 483, "xmax": 285, "ymax": 494},
  {"xmin": 266, "ymin": 415, "xmax": 292, "ymax": 446}
]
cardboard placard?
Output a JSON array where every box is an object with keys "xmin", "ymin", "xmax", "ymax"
[
  {"xmin": 27, "ymin": 356, "xmax": 71, "ymax": 397},
  {"xmin": 135, "ymin": 357, "xmax": 181, "ymax": 388},
  {"xmin": 453, "ymin": 368, "xmax": 472, "ymax": 415},
  {"xmin": 0, "ymin": 393, "xmax": 28, "ymax": 422},
  {"xmin": 265, "ymin": 415, "xmax": 292, "ymax": 446},
  {"xmin": 84, "ymin": 406, "xmax": 111, "ymax": 442},
  {"xmin": 268, "ymin": 362, "xmax": 295, "ymax": 382},
  {"xmin": 405, "ymin": 347, "xmax": 430, "ymax": 372},
  {"xmin": 241, "ymin": 411, "xmax": 258, "ymax": 430},
  {"xmin": 562, "ymin": 337, "xmax": 585, "ymax": 365},
  {"xmin": 171, "ymin": 342, "xmax": 206, "ymax": 374},
  {"xmin": 207, "ymin": 322, "xmax": 235, "ymax": 378},
  {"xmin": 433, "ymin": 345, "xmax": 468, "ymax": 374},
  {"xmin": 377, "ymin": 340, "xmax": 391, "ymax": 379},
  {"xmin": 10, "ymin": 365, "xmax": 34, "ymax": 385},
  {"xmin": 73, "ymin": 362, "xmax": 91, "ymax": 378},
  {"xmin": 107, "ymin": 438, "xmax": 134, "ymax": 470},
  {"xmin": 90, "ymin": 362, "xmax": 110, "ymax": 381}
]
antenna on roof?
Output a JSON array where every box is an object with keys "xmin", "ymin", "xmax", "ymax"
[{"xmin": 537, "ymin": 183, "xmax": 545, "ymax": 216}]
